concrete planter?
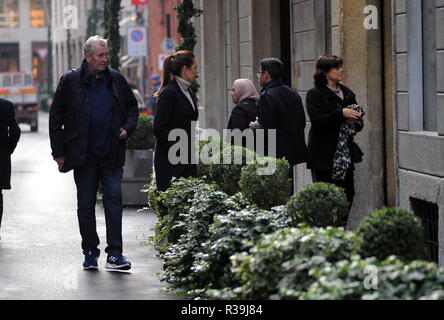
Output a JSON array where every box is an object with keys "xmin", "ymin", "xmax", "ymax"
[{"xmin": 122, "ymin": 149, "xmax": 153, "ymax": 206}]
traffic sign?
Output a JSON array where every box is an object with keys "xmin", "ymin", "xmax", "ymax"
[
  {"xmin": 132, "ymin": 0, "xmax": 147, "ymax": 5},
  {"xmin": 161, "ymin": 37, "xmax": 176, "ymax": 54},
  {"xmin": 128, "ymin": 27, "xmax": 147, "ymax": 57}
]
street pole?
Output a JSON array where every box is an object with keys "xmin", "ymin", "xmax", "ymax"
[{"xmin": 136, "ymin": 5, "xmax": 147, "ymax": 98}]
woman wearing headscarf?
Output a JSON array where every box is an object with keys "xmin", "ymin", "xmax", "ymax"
[
  {"xmin": 153, "ymin": 50, "xmax": 199, "ymax": 191},
  {"xmin": 306, "ymin": 55, "xmax": 365, "ymax": 220},
  {"xmin": 227, "ymin": 79, "xmax": 259, "ymax": 149}
]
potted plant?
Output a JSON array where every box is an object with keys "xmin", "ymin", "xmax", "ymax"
[{"xmin": 122, "ymin": 113, "xmax": 154, "ymax": 206}]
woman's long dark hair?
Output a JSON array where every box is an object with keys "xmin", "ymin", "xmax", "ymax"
[
  {"xmin": 314, "ymin": 54, "xmax": 343, "ymax": 88},
  {"xmin": 155, "ymin": 50, "xmax": 195, "ymax": 96}
]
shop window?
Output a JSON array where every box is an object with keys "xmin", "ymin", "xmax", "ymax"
[{"xmin": 0, "ymin": 43, "xmax": 19, "ymax": 72}]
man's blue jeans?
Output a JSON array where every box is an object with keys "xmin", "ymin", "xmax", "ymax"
[{"xmin": 73, "ymin": 158, "xmax": 123, "ymax": 257}]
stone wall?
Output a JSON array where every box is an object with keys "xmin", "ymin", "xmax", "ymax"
[{"xmin": 393, "ymin": 0, "xmax": 444, "ymax": 265}]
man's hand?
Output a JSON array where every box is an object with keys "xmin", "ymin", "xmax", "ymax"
[
  {"xmin": 249, "ymin": 121, "xmax": 258, "ymax": 128},
  {"xmin": 54, "ymin": 157, "xmax": 66, "ymax": 172},
  {"xmin": 119, "ymin": 128, "xmax": 128, "ymax": 140}
]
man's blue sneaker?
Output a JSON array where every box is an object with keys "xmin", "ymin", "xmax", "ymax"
[
  {"xmin": 83, "ymin": 252, "xmax": 99, "ymax": 270},
  {"xmin": 105, "ymin": 255, "xmax": 131, "ymax": 271}
]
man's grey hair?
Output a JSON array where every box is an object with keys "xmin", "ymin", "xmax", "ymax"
[{"xmin": 84, "ymin": 35, "xmax": 108, "ymax": 56}]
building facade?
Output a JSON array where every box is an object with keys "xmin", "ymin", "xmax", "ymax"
[
  {"xmin": 0, "ymin": 0, "xmax": 50, "ymax": 89},
  {"xmin": 194, "ymin": 0, "xmax": 444, "ymax": 264},
  {"xmin": 146, "ymin": 0, "xmax": 181, "ymax": 83},
  {"xmin": 50, "ymin": 0, "xmax": 88, "ymax": 90}
]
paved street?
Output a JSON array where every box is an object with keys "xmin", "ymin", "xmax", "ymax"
[{"xmin": 0, "ymin": 111, "xmax": 176, "ymax": 300}]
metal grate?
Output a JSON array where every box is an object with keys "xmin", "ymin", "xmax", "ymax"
[{"xmin": 411, "ymin": 198, "xmax": 439, "ymax": 264}]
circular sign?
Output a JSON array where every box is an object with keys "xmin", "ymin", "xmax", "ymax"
[
  {"xmin": 131, "ymin": 29, "xmax": 144, "ymax": 42},
  {"xmin": 166, "ymin": 38, "xmax": 175, "ymax": 51}
]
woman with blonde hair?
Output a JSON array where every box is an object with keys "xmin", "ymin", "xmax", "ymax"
[
  {"xmin": 153, "ymin": 50, "xmax": 199, "ymax": 191},
  {"xmin": 227, "ymin": 79, "xmax": 259, "ymax": 148}
]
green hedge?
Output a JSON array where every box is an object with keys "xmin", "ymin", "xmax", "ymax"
[
  {"xmin": 147, "ymin": 178, "xmax": 216, "ymax": 250},
  {"xmin": 127, "ymin": 114, "xmax": 154, "ymax": 150},
  {"xmin": 224, "ymin": 226, "xmax": 358, "ymax": 300},
  {"xmin": 189, "ymin": 206, "xmax": 291, "ymax": 297},
  {"xmin": 286, "ymin": 182, "xmax": 349, "ymax": 227},
  {"xmin": 197, "ymin": 137, "xmax": 229, "ymax": 180},
  {"xmin": 357, "ymin": 207, "xmax": 425, "ymax": 262},
  {"xmin": 147, "ymin": 160, "xmax": 440, "ymax": 300},
  {"xmin": 207, "ymin": 146, "xmax": 257, "ymax": 195},
  {"xmin": 239, "ymin": 157, "xmax": 291, "ymax": 210},
  {"xmin": 161, "ymin": 189, "xmax": 251, "ymax": 291},
  {"xmin": 302, "ymin": 256, "xmax": 444, "ymax": 300}
]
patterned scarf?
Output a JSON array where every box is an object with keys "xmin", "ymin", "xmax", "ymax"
[{"xmin": 332, "ymin": 104, "xmax": 365, "ymax": 180}]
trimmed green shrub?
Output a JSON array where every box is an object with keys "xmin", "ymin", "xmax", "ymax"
[
  {"xmin": 301, "ymin": 256, "xmax": 444, "ymax": 300},
  {"xmin": 226, "ymin": 226, "xmax": 358, "ymax": 300},
  {"xmin": 239, "ymin": 157, "xmax": 291, "ymax": 210},
  {"xmin": 197, "ymin": 137, "xmax": 230, "ymax": 180},
  {"xmin": 127, "ymin": 114, "xmax": 154, "ymax": 150},
  {"xmin": 286, "ymin": 182, "xmax": 349, "ymax": 227},
  {"xmin": 189, "ymin": 206, "xmax": 291, "ymax": 297},
  {"xmin": 207, "ymin": 146, "xmax": 257, "ymax": 195},
  {"xmin": 357, "ymin": 207, "xmax": 425, "ymax": 262},
  {"xmin": 161, "ymin": 189, "xmax": 251, "ymax": 290}
]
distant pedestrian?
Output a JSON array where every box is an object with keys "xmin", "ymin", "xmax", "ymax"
[
  {"xmin": 153, "ymin": 50, "xmax": 199, "ymax": 192},
  {"xmin": 49, "ymin": 35, "xmax": 139, "ymax": 271},
  {"xmin": 227, "ymin": 79, "xmax": 259, "ymax": 149},
  {"xmin": 257, "ymin": 58, "xmax": 308, "ymax": 194},
  {"xmin": 306, "ymin": 54, "xmax": 364, "ymax": 222},
  {"xmin": 147, "ymin": 74, "xmax": 161, "ymax": 116},
  {"xmin": 0, "ymin": 98, "xmax": 21, "ymax": 238}
]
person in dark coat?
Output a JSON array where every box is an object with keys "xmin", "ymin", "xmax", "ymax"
[
  {"xmin": 227, "ymin": 78, "xmax": 259, "ymax": 149},
  {"xmin": 257, "ymin": 58, "xmax": 308, "ymax": 194},
  {"xmin": 49, "ymin": 35, "xmax": 139, "ymax": 271},
  {"xmin": 153, "ymin": 50, "xmax": 199, "ymax": 192},
  {"xmin": 147, "ymin": 74, "xmax": 161, "ymax": 116},
  {"xmin": 306, "ymin": 54, "xmax": 364, "ymax": 221},
  {"xmin": 0, "ymin": 98, "xmax": 21, "ymax": 235}
]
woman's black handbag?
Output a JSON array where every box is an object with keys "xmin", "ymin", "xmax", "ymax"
[{"xmin": 350, "ymin": 141, "xmax": 364, "ymax": 164}]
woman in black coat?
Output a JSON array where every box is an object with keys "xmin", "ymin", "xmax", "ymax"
[
  {"xmin": 153, "ymin": 50, "xmax": 199, "ymax": 191},
  {"xmin": 306, "ymin": 55, "xmax": 364, "ymax": 218},
  {"xmin": 0, "ymin": 98, "xmax": 21, "ymax": 231},
  {"xmin": 227, "ymin": 79, "xmax": 259, "ymax": 149}
]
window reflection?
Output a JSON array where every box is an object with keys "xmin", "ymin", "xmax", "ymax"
[
  {"xmin": 30, "ymin": 0, "xmax": 49, "ymax": 28},
  {"xmin": 0, "ymin": 0, "xmax": 19, "ymax": 28}
]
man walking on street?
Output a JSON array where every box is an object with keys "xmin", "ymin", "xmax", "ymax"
[
  {"xmin": 49, "ymin": 36, "xmax": 139, "ymax": 271},
  {"xmin": 0, "ymin": 98, "xmax": 21, "ymax": 239},
  {"xmin": 257, "ymin": 58, "xmax": 307, "ymax": 194}
]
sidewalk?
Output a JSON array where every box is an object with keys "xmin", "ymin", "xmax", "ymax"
[{"xmin": 0, "ymin": 113, "xmax": 177, "ymax": 300}]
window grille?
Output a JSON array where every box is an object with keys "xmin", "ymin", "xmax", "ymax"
[{"xmin": 411, "ymin": 198, "xmax": 439, "ymax": 263}]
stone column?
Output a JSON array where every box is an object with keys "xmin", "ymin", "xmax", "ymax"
[
  {"xmin": 339, "ymin": 0, "xmax": 385, "ymax": 229},
  {"xmin": 199, "ymin": 0, "xmax": 227, "ymax": 133}
]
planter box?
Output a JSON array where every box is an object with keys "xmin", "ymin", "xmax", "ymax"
[
  {"xmin": 122, "ymin": 149, "xmax": 153, "ymax": 206},
  {"xmin": 121, "ymin": 177, "xmax": 150, "ymax": 206},
  {"xmin": 123, "ymin": 149, "xmax": 154, "ymax": 179}
]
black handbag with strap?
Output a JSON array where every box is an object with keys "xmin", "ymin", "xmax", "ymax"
[{"xmin": 350, "ymin": 140, "xmax": 364, "ymax": 164}]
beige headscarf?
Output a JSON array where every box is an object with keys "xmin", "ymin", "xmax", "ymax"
[{"xmin": 233, "ymin": 79, "xmax": 260, "ymax": 103}]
